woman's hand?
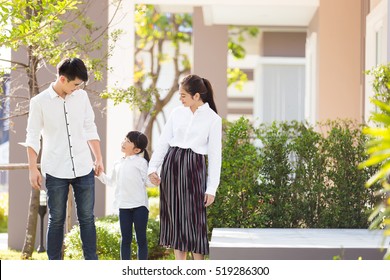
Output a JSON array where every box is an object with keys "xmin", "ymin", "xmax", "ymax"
[
  {"xmin": 204, "ymin": 194, "xmax": 215, "ymax": 207},
  {"xmin": 148, "ymin": 172, "xmax": 161, "ymax": 186}
]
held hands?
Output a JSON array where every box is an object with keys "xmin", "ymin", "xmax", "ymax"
[
  {"xmin": 94, "ymin": 158, "xmax": 104, "ymax": 176},
  {"xmin": 148, "ymin": 172, "xmax": 161, "ymax": 186}
]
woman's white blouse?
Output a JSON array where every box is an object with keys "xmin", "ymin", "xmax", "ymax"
[
  {"xmin": 97, "ymin": 155, "xmax": 149, "ymax": 210},
  {"xmin": 148, "ymin": 103, "xmax": 222, "ymax": 196}
]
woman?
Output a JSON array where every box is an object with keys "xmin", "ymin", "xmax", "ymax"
[{"xmin": 148, "ymin": 74, "xmax": 222, "ymax": 260}]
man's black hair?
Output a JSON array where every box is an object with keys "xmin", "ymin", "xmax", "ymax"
[{"xmin": 57, "ymin": 58, "xmax": 88, "ymax": 82}]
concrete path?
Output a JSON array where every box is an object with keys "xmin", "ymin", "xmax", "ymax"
[
  {"xmin": 0, "ymin": 233, "xmax": 8, "ymax": 250},
  {"xmin": 210, "ymin": 228, "xmax": 390, "ymax": 260}
]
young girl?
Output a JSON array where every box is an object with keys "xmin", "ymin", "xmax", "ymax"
[
  {"xmin": 97, "ymin": 131, "xmax": 150, "ymax": 260},
  {"xmin": 148, "ymin": 74, "xmax": 222, "ymax": 260}
]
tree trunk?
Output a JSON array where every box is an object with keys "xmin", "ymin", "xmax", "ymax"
[
  {"xmin": 21, "ymin": 45, "xmax": 41, "ymax": 259},
  {"xmin": 145, "ymin": 114, "xmax": 157, "ymax": 156},
  {"xmin": 21, "ymin": 188, "xmax": 40, "ymax": 259}
]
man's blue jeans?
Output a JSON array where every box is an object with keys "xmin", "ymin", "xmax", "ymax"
[{"xmin": 45, "ymin": 170, "xmax": 98, "ymax": 260}]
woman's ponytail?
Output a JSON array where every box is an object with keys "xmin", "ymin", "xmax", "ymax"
[
  {"xmin": 202, "ymin": 78, "xmax": 218, "ymax": 114},
  {"xmin": 180, "ymin": 74, "xmax": 218, "ymax": 114}
]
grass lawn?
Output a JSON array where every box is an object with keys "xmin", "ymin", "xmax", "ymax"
[
  {"xmin": 0, "ymin": 249, "xmax": 48, "ymax": 260},
  {"xmin": 0, "ymin": 249, "xmax": 177, "ymax": 260}
]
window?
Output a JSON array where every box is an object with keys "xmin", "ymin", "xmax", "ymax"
[
  {"xmin": 255, "ymin": 57, "xmax": 305, "ymax": 124},
  {"xmin": 365, "ymin": 0, "xmax": 388, "ymax": 123}
]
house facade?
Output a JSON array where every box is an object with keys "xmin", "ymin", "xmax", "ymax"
[{"xmin": 6, "ymin": 0, "xmax": 389, "ymax": 250}]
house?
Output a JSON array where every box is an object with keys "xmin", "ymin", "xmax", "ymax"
[{"xmin": 6, "ymin": 0, "xmax": 387, "ymax": 251}]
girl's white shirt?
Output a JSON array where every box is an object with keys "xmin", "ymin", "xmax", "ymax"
[
  {"xmin": 147, "ymin": 102, "xmax": 222, "ymax": 196},
  {"xmin": 97, "ymin": 154, "xmax": 150, "ymax": 210}
]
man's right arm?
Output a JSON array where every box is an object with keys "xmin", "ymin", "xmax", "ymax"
[
  {"xmin": 27, "ymin": 147, "xmax": 42, "ymax": 190},
  {"xmin": 25, "ymin": 97, "xmax": 43, "ymax": 190}
]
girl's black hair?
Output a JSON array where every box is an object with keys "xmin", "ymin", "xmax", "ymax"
[
  {"xmin": 126, "ymin": 131, "xmax": 150, "ymax": 162},
  {"xmin": 180, "ymin": 74, "xmax": 218, "ymax": 114},
  {"xmin": 57, "ymin": 57, "xmax": 88, "ymax": 82}
]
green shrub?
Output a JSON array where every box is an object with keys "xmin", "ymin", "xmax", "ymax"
[
  {"xmin": 142, "ymin": 218, "xmax": 166, "ymax": 259},
  {"xmin": 208, "ymin": 118, "xmax": 264, "ymax": 230},
  {"xmin": 148, "ymin": 197, "xmax": 159, "ymax": 220},
  {"xmin": 365, "ymin": 63, "xmax": 390, "ymax": 104},
  {"xmin": 256, "ymin": 121, "xmax": 296, "ymax": 227},
  {"xmin": 0, "ymin": 192, "xmax": 8, "ymax": 233},
  {"xmin": 64, "ymin": 215, "xmax": 165, "ymax": 260},
  {"xmin": 147, "ymin": 186, "xmax": 159, "ymax": 198},
  {"xmin": 209, "ymin": 117, "xmax": 381, "ymax": 232},
  {"xmin": 64, "ymin": 214, "xmax": 121, "ymax": 260},
  {"xmin": 319, "ymin": 120, "xmax": 379, "ymax": 228},
  {"xmin": 288, "ymin": 121, "xmax": 326, "ymax": 228}
]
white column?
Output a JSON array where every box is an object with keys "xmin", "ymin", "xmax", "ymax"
[
  {"xmin": 106, "ymin": 0, "xmax": 135, "ymax": 214},
  {"xmin": 365, "ymin": 0, "xmax": 388, "ymax": 123},
  {"xmin": 305, "ymin": 32, "xmax": 317, "ymax": 125}
]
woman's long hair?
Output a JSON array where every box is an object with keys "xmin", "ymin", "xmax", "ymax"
[{"xmin": 180, "ymin": 74, "xmax": 218, "ymax": 114}]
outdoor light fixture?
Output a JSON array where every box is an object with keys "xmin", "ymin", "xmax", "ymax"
[{"xmin": 37, "ymin": 190, "xmax": 47, "ymax": 253}]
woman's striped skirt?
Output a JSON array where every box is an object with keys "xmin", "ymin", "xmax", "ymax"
[{"xmin": 159, "ymin": 146, "xmax": 209, "ymax": 255}]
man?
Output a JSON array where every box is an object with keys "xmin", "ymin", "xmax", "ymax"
[{"xmin": 26, "ymin": 57, "xmax": 104, "ymax": 260}]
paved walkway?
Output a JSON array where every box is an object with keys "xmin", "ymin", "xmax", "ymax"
[
  {"xmin": 0, "ymin": 233, "xmax": 8, "ymax": 250},
  {"xmin": 210, "ymin": 228, "xmax": 390, "ymax": 260}
]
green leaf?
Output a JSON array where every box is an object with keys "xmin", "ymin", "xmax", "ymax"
[{"xmin": 365, "ymin": 161, "xmax": 390, "ymax": 187}]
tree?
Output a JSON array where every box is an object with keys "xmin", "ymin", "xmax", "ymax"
[
  {"xmin": 101, "ymin": 4, "xmax": 259, "ymax": 152},
  {"xmin": 0, "ymin": 0, "xmax": 121, "ymax": 259},
  {"xmin": 101, "ymin": 4, "xmax": 191, "ymax": 151},
  {"xmin": 359, "ymin": 64, "xmax": 390, "ymax": 260}
]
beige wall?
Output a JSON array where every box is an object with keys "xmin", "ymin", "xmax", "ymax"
[
  {"xmin": 193, "ymin": 7, "xmax": 228, "ymax": 118},
  {"xmin": 313, "ymin": 0, "xmax": 366, "ymax": 122},
  {"xmin": 262, "ymin": 32, "xmax": 306, "ymax": 57},
  {"xmin": 8, "ymin": 2, "xmax": 108, "ymax": 250},
  {"xmin": 8, "ymin": 49, "xmax": 37, "ymax": 251}
]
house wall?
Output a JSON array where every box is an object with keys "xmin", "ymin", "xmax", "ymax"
[
  {"xmin": 193, "ymin": 7, "xmax": 228, "ymax": 118},
  {"xmin": 313, "ymin": 0, "xmax": 366, "ymax": 123},
  {"xmin": 262, "ymin": 32, "xmax": 306, "ymax": 57},
  {"xmin": 8, "ymin": 50, "xmax": 40, "ymax": 251}
]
